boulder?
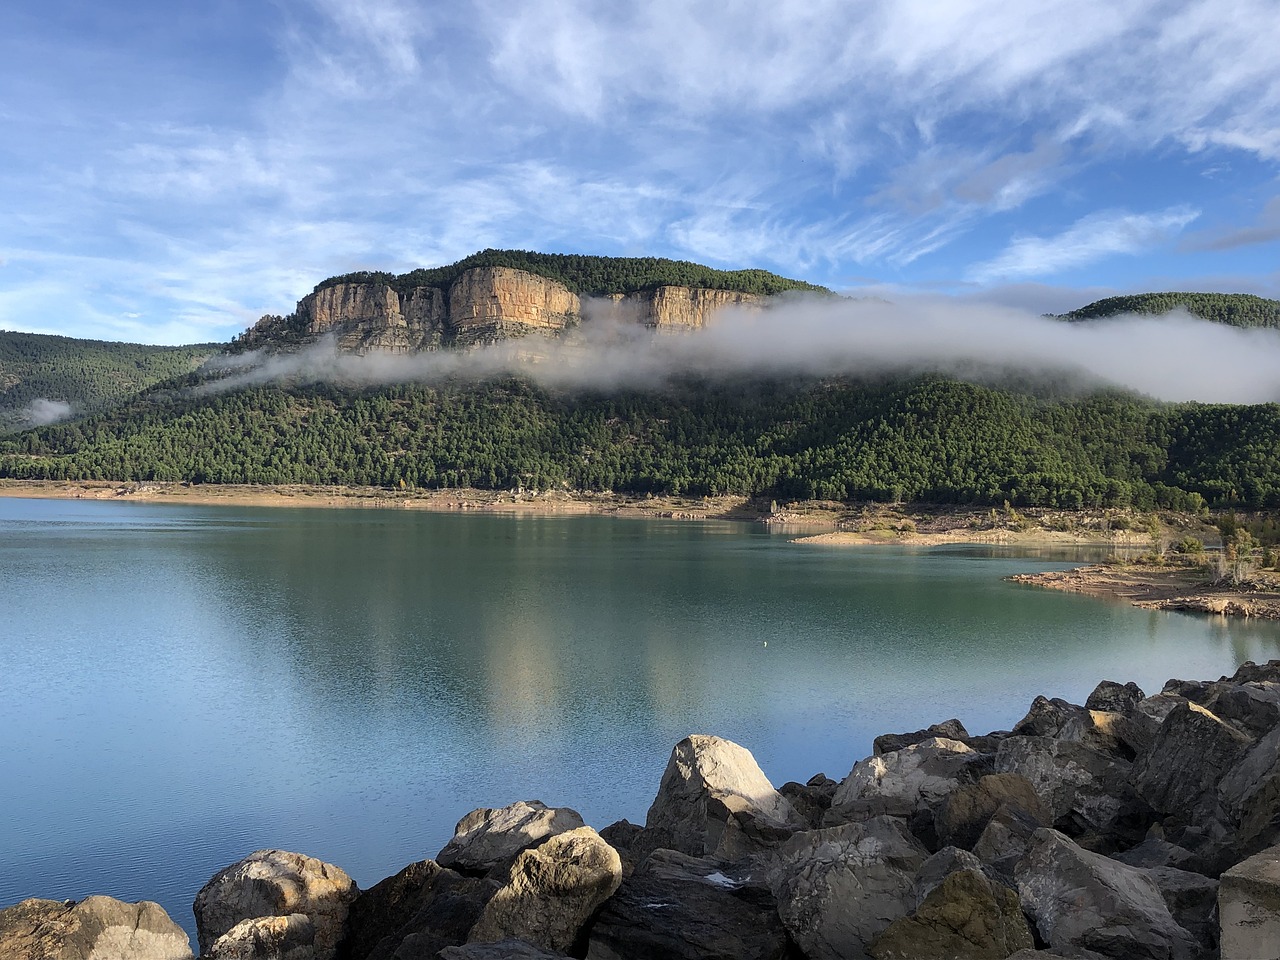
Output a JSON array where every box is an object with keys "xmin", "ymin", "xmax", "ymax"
[
  {"xmin": 935, "ymin": 773, "xmax": 1050, "ymax": 851},
  {"xmin": 1218, "ymin": 722, "xmax": 1280, "ymax": 852},
  {"xmin": 437, "ymin": 801, "xmax": 585, "ymax": 875},
  {"xmin": 827, "ymin": 737, "xmax": 977, "ymax": 824},
  {"xmin": 1134, "ymin": 693, "xmax": 1189, "ymax": 733},
  {"xmin": 1205, "ymin": 681, "xmax": 1280, "ymax": 738},
  {"xmin": 0, "ymin": 895, "xmax": 193, "ymax": 960},
  {"xmin": 1134, "ymin": 702, "xmax": 1253, "ymax": 828},
  {"xmin": 597, "ymin": 820, "xmax": 645, "ymax": 878},
  {"xmin": 1012, "ymin": 696, "xmax": 1144, "ymax": 758},
  {"xmin": 439, "ymin": 941, "xmax": 566, "ymax": 959},
  {"xmin": 867, "ymin": 868, "xmax": 1034, "ymax": 960},
  {"xmin": 1144, "ymin": 866, "xmax": 1219, "ymax": 954},
  {"xmin": 340, "ymin": 861, "xmax": 497, "ymax": 960},
  {"xmin": 1086, "ymin": 680, "xmax": 1146, "ymax": 715},
  {"xmin": 205, "ymin": 915, "xmax": 315, "ymax": 959},
  {"xmin": 1225, "ymin": 660, "xmax": 1280, "ymax": 685},
  {"xmin": 971, "ymin": 804, "xmax": 1045, "ymax": 883},
  {"xmin": 639, "ymin": 735, "xmax": 803, "ymax": 859},
  {"xmin": 586, "ymin": 849, "xmax": 791, "ymax": 960},
  {"xmin": 994, "ymin": 736, "xmax": 1138, "ymax": 839},
  {"xmin": 1015, "ymin": 828, "xmax": 1202, "ymax": 959},
  {"xmin": 195, "ymin": 850, "xmax": 358, "ymax": 960},
  {"xmin": 1012, "ymin": 696, "xmax": 1091, "ymax": 740},
  {"xmin": 468, "ymin": 827, "xmax": 621, "ymax": 952},
  {"xmin": 1219, "ymin": 842, "xmax": 1280, "ymax": 960},
  {"xmin": 768, "ymin": 815, "xmax": 928, "ymax": 960},
  {"xmin": 873, "ymin": 719, "xmax": 969, "ymax": 756},
  {"xmin": 1112, "ymin": 838, "xmax": 1197, "ymax": 870},
  {"xmin": 911, "ymin": 847, "xmax": 985, "ymax": 905},
  {"xmin": 779, "ymin": 774, "xmax": 838, "ymax": 829}
]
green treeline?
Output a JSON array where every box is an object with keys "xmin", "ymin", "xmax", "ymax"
[
  {"xmin": 3, "ymin": 375, "xmax": 1278, "ymax": 510},
  {"xmin": 316, "ymin": 249, "xmax": 832, "ymax": 297},
  {"xmin": 0, "ymin": 331, "xmax": 217, "ymax": 431},
  {"xmin": 1060, "ymin": 293, "xmax": 1280, "ymax": 328}
]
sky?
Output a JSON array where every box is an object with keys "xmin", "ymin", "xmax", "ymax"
[{"xmin": 2, "ymin": 0, "xmax": 1279, "ymax": 345}]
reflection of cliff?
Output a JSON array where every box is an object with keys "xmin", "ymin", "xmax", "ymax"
[{"xmin": 241, "ymin": 267, "xmax": 770, "ymax": 354}]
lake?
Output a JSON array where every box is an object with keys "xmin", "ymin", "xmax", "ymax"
[{"xmin": 2, "ymin": 496, "xmax": 1278, "ymax": 938}]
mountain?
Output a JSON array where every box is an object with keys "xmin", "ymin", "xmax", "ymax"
[
  {"xmin": 1057, "ymin": 293, "xmax": 1280, "ymax": 328},
  {"xmin": 0, "ymin": 331, "xmax": 217, "ymax": 431}
]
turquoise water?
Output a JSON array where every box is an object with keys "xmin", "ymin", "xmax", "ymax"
[{"xmin": 2, "ymin": 496, "xmax": 1277, "ymax": 936}]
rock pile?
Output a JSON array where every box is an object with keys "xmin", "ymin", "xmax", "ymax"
[{"xmin": 4, "ymin": 662, "xmax": 1280, "ymax": 959}]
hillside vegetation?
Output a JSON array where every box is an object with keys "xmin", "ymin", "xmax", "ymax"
[
  {"xmin": 316, "ymin": 249, "xmax": 832, "ymax": 297},
  {"xmin": 0, "ymin": 331, "xmax": 217, "ymax": 431},
  {"xmin": 1059, "ymin": 292, "xmax": 1280, "ymax": 328},
  {"xmin": 3, "ymin": 375, "xmax": 1278, "ymax": 511}
]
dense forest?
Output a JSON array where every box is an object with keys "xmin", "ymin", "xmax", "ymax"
[
  {"xmin": 316, "ymin": 249, "xmax": 833, "ymax": 297},
  {"xmin": 0, "ymin": 331, "xmax": 217, "ymax": 431},
  {"xmin": 3, "ymin": 374, "xmax": 1279, "ymax": 511},
  {"xmin": 1058, "ymin": 292, "xmax": 1280, "ymax": 328}
]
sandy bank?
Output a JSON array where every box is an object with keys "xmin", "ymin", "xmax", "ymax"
[{"xmin": 1009, "ymin": 562, "xmax": 1280, "ymax": 619}]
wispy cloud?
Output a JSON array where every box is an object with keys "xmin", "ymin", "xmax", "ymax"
[
  {"xmin": 1181, "ymin": 196, "xmax": 1280, "ymax": 252},
  {"xmin": 968, "ymin": 207, "xmax": 1201, "ymax": 283}
]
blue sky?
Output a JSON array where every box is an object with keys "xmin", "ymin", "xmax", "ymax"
[{"xmin": 2, "ymin": 0, "xmax": 1279, "ymax": 344}]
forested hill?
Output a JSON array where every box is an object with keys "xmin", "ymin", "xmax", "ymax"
[
  {"xmin": 315, "ymin": 249, "xmax": 833, "ymax": 297},
  {"xmin": 0, "ymin": 331, "xmax": 217, "ymax": 431},
  {"xmin": 3, "ymin": 375, "xmax": 1279, "ymax": 511},
  {"xmin": 1058, "ymin": 293, "xmax": 1280, "ymax": 328}
]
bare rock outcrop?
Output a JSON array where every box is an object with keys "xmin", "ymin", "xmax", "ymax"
[
  {"xmin": 193, "ymin": 849, "xmax": 358, "ymax": 960},
  {"xmin": 447, "ymin": 268, "xmax": 579, "ymax": 346},
  {"xmin": 0, "ymin": 896, "xmax": 193, "ymax": 960},
  {"xmin": 606, "ymin": 287, "xmax": 765, "ymax": 331},
  {"xmin": 296, "ymin": 283, "xmax": 446, "ymax": 353}
]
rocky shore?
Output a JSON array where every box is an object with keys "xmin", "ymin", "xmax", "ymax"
[{"xmin": 6, "ymin": 663, "xmax": 1280, "ymax": 960}]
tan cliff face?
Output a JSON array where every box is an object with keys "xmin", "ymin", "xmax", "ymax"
[
  {"xmin": 248, "ymin": 269, "xmax": 772, "ymax": 353},
  {"xmin": 447, "ymin": 267, "xmax": 581, "ymax": 345}
]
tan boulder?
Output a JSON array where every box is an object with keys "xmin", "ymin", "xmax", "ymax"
[{"xmin": 0, "ymin": 895, "xmax": 192, "ymax": 960}]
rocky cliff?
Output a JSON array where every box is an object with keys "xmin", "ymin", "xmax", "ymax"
[{"xmin": 241, "ymin": 268, "xmax": 772, "ymax": 354}]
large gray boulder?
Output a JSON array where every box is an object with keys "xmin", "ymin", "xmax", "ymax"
[
  {"xmin": 827, "ymin": 737, "xmax": 977, "ymax": 824},
  {"xmin": 1134, "ymin": 701, "xmax": 1253, "ymax": 827},
  {"xmin": 867, "ymin": 868, "xmax": 1034, "ymax": 960},
  {"xmin": 0, "ymin": 895, "xmax": 193, "ymax": 960},
  {"xmin": 1218, "ymin": 723, "xmax": 1280, "ymax": 852},
  {"xmin": 194, "ymin": 849, "xmax": 358, "ymax": 960},
  {"xmin": 768, "ymin": 815, "xmax": 928, "ymax": 960},
  {"xmin": 935, "ymin": 773, "xmax": 1050, "ymax": 851},
  {"xmin": 994, "ymin": 736, "xmax": 1136, "ymax": 839},
  {"xmin": 1086, "ymin": 680, "xmax": 1146, "ymax": 715},
  {"xmin": 873, "ymin": 719, "xmax": 969, "ymax": 756},
  {"xmin": 640, "ymin": 735, "xmax": 803, "ymax": 859},
  {"xmin": 437, "ymin": 801, "xmax": 585, "ymax": 875},
  {"xmin": 586, "ymin": 849, "xmax": 791, "ymax": 960},
  {"xmin": 338, "ymin": 858, "xmax": 499, "ymax": 960},
  {"xmin": 204, "ymin": 915, "xmax": 315, "ymax": 959},
  {"xmin": 911, "ymin": 847, "xmax": 985, "ymax": 905},
  {"xmin": 468, "ymin": 827, "xmax": 621, "ymax": 952},
  {"xmin": 1015, "ymin": 829, "xmax": 1202, "ymax": 959},
  {"xmin": 1219, "ymin": 842, "xmax": 1280, "ymax": 960}
]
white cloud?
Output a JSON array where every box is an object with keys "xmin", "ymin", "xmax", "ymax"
[{"xmin": 968, "ymin": 207, "xmax": 1201, "ymax": 283}]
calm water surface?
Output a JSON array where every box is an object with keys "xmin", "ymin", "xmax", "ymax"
[{"xmin": 2, "ymin": 496, "xmax": 1278, "ymax": 937}]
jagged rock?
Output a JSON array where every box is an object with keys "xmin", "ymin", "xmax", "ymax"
[
  {"xmin": 827, "ymin": 737, "xmax": 977, "ymax": 824},
  {"xmin": 639, "ymin": 735, "xmax": 803, "ymax": 859},
  {"xmin": 935, "ymin": 773, "xmax": 1050, "ymax": 850},
  {"xmin": 1219, "ymin": 842, "xmax": 1280, "ymax": 960},
  {"xmin": 1134, "ymin": 701, "xmax": 1253, "ymax": 827},
  {"xmin": 867, "ymin": 868, "xmax": 1034, "ymax": 960},
  {"xmin": 971, "ymin": 804, "xmax": 1046, "ymax": 883},
  {"xmin": 1012, "ymin": 697, "xmax": 1144, "ymax": 758},
  {"xmin": 779, "ymin": 774, "xmax": 838, "ymax": 829},
  {"xmin": 205, "ymin": 914, "xmax": 315, "ymax": 959},
  {"xmin": 439, "ymin": 941, "xmax": 566, "ymax": 959},
  {"xmin": 1225, "ymin": 660, "xmax": 1280, "ymax": 685},
  {"xmin": 1134, "ymin": 692, "xmax": 1189, "ymax": 732},
  {"xmin": 1013, "ymin": 697, "xmax": 1092, "ymax": 740},
  {"xmin": 1219, "ymin": 723, "xmax": 1280, "ymax": 852},
  {"xmin": 1086, "ymin": 680, "xmax": 1146, "ymax": 714},
  {"xmin": 1206, "ymin": 681, "xmax": 1280, "ymax": 738},
  {"xmin": 597, "ymin": 820, "xmax": 645, "ymax": 878},
  {"xmin": 586, "ymin": 849, "xmax": 790, "ymax": 960},
  {"xmin": 993, "ymin": 736, "xmax": 1138, "ymax": 839},
  {"xmin": 873, "ymin": 720, "xmax": 969, "ymax": 756},
  {"xmin": 437, "ymin": 801, "xmax": 586, "ymax": 875},
  {"xmin": 911, "ymin": 847, "xmax": 985, "ymax": 905},
  {"xmin": 193, "ymin": 849, "xmax": 358, "ymax": 960},
  {"xmin": 1015, "ymin": 828, "xmax": 1202, "ymax": 959},
  {"xmin": 0, "ymin": 895, "xmax": 193, "ymax": 960},
  {"xmin": 768, "ymin": 815, "xmax": 928, "ymax": 960},
  {"xmin": 468, "ymin": 827, "xmax": 621, "ymax": 952}
]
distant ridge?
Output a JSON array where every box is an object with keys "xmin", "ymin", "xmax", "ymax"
[
  {"xmin": 314, "ymin": 249, "xmax": 832, "ymax": 298},
  {"xmin": 1057, "ymin": 292, "xmax": 1280, "ymax": 329}
]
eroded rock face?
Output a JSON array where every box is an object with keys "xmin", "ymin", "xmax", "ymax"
[
  {"xmin": 193, "ymin": 849, "xmax": 358, "ymax": 960},
  {"xmin": 586, "ymin": 849, "xmax": 790, "ymax": 960},
  {"xmin": 1015, "ymin": 829, "xmax": 1201, "ymax": 960},
  {"xmin": 768, "ymin": 815, "xmax": 928, "ymax": 960},
  {"xmin": 437, "ymin": 801, "xmax": 585, "ymax": 876},
  {"xmin": 295, "ymin": 283, "xmax": 447, "ymax": 353},
  {"xmin": 0, "ymin": 896, "xmax": 193, "ymax": 960},
  {"xmin": 448, "ymin": 268, "xmax": 579, "ymax": 345},
  {"xmin": 640, "ymin": 734, "xmax": 802, "ymax": 860},
  {"xmin": 867, "ymin": 868, "xmax": 1034, "ymax": 960},
  {"xmin": 606, "ymin": 287, "xmax": 765, "ymax": 331},
  {"xmin": 468, "ymin": 827, "xmax": 621, "ymax": 952}
]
